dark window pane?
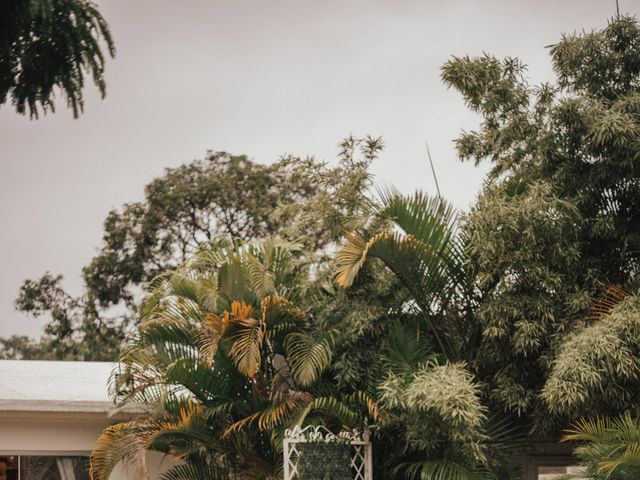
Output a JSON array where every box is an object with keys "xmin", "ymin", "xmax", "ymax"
[
  {"xmin": 0, "ymin": 456, "xmax": 19, "ymax": 480},
  {"xmin": 20, "ymin": 457, "xmax": 90, "ymax": 480}
]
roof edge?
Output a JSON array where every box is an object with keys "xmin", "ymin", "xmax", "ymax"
[{"xmin": 0, "ymin": 399, "xmax": 116, "ymax": 413}]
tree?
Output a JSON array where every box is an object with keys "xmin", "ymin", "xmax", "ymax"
[
  {"xmin": 0, "ymin": 0, "xmax": 115, "ymax": 118},
  {"xmin": 12, "ymin": 273, "xmax": 123, "ymax": 360},
  {"xmin": 334, "ymin": 190, "xmax": 514, "ymax": 479},
  {"xmin": 6, "ymin": 138, "xmax": 382, "ymax": 361},
  {"xmin": 91, "ymin": 238, "xmax": 358, "ymax": 480},
  {"xmin": 0, "ymin": 335, "xmax": 40, "ymax": 360},
  {"xmin": 440, "ymin": 15, "xmax": 640, "ymax": 432},
  {"xmin": 328, "ymin": 16, "xmax": 640, "ymax": 478},
  {"xmin": 542, "ymin": 286, "xmax": 640, "ymax": 419}
]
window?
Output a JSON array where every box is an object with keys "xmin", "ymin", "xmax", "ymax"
[{"xmin": 0, "ymin": 456, "xmax": 90, "ymax": 480}]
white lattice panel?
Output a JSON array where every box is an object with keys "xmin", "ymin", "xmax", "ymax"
[{"xmin": 283, "ymin": 425, "xmax": 372, "ymax": 480}]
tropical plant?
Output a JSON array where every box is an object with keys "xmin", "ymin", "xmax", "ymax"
[
  {"xmin": 334, "ymin": 190, "xmax": 505, "ymax": 479},
  {"xmin": 439, "ymin": 14, "xmax": 640, "ymax": 433},
  {"xmin": 91, "ymin": 238, "xmax": 360, "ymax": 480},
  {"xmin": 335, "ymin": 189, "xmax": 471, "ymax": 360},
  {"xmin": 542, "ymin": 281, "xmax": 640, "ymax": 418},
  {"xmin": 562, "ymin": 413, "xmax": 640, "ymax": 479},
  {"xmin": 8, "ymin": 137, "xmax": 381, "ymax": 361}
]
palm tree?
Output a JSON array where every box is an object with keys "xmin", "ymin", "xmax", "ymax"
[
  {"xmin": 334, "ymin": 190, "xmax": 502, "ymax": 480},
  {"xmin": 91, "ymin": 238, "xmax": 355, "ymax": 480},
  {"xmin": 562, "ymin": 413, "xmax": 640, "ymax": 479},
  {"xmin": 334, "ymin": 189, "xmax": 475, "ymax": 361}
]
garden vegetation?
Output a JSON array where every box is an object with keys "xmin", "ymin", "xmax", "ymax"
[{"xmin": 4, "ymin": 13, "xmax": 640, "ymax": 480}]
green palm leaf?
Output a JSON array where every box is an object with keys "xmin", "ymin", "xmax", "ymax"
[
  {"xmin": 285, "ymin": 330, "xmax": 335, "ymax": 387},
  {"xmin": 334, "ymin": 190, "xmax": 468, "ymax": 356},
  {"xmin": 563, "ymin": 413, "xmax": 640, "ymax": 479},
  {"xmin": 160, "ymin": 462, "xmax": 229, "ymax": 480}
]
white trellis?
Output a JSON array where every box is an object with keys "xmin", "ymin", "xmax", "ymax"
[{"xmin": 283, "ymin": 425, "xmax": 373, "ymax": 480}]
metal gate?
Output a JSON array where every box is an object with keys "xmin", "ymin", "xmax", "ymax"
[{"xmin": 283, "ymin": 425, "xmax": 372, "ymax": 480}]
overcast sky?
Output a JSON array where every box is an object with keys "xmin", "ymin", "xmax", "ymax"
[{"xmin": 0, "ymin": 0, "xmax": 634, "ymax": 338}]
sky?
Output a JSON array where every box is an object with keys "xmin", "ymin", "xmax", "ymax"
[{"xmin": 0, "ymin": 0, "xmax": 635, "ymax": 338}]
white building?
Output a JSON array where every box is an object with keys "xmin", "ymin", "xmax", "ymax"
[{"xmin": 0, "ymin": 360, "xmax": 174, "ymax": 480}]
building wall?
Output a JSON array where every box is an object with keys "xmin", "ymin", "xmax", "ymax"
[{"xmin": 0, "ymin": 411, "xmax": 176, "ymax": 479}]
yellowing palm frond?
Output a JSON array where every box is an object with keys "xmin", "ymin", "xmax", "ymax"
[
  {"xmin": 334, "ymin": 231, "xmax": 394, "ymax": 288},
  {"xmin": 91, "ymin": 417, "xmax": 181, "ymax": 480},
  {"xmin": 261, "ymin": 295, "xmax": 305, "ymax": 341},
  {"xmin": 228, "ymin": 301, "xmax": 264, "ymax": 378},
  {"xmin": 197, "ymin": 312, "xmax": 229, "ymax": 367},
  {"xmin": 587, "ymin": 285, "xmax": 632, "ymax": 322},
  {"xmin": 347, "ymin": 390, "xmax": 384, "ymax": 424}
]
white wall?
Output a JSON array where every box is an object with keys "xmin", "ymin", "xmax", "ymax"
[{"xmin": 0, "ymin": 411, "xmax": 177, "ymax": 479}]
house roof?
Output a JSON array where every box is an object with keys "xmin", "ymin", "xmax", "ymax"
[{"xmin": 0, "ymin": 360, "xmax": 117, "ymax": 413}]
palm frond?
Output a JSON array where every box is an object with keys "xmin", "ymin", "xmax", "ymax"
[
  {"xmin": 160, "ymin": 462, "xmax": 229, "ymax": 480},
  {"xmin": 377, "ymin": 188, "xmax": 458, "ymax": 247},
  {"xmin": 305, "ymin": 397, "xmax": 361, "ymax": 427},
  {"xmin": 261, "ymin": 295, "xmax": 305, "ymax": 341},
  {"xmin": 91, "ymin": 413, "xmax": 199, "ymax": 480},
  {"xmin": 334, "ymin": 191, "xmax": 468, "ymax": 357},
  {"xmin": 347, "ymin": 390, "xmax": 384, "ymax": 424},
  {"xmin": 586, "ymin": 285, "xmax": 632, "ymax": 322},
  {"xmin": 334, "ymin": 230, "xmax": 389, "ymax": 288},
  {"xmin": 285, "ymin": 330, "xmax": 335, "ymax": 387},
  {"xmin": 383, "ymin": 323, "xmax": 434, "ymax": 377},
  {"xmin": 198, "ymin": 312, "xmax": 229, "ymax": 367},
  {"xmin": 563, "ymin": 413, "xmax": 640, "ymax": 479},
  {"xmin": 228, "ymin": 302, "xmax": 264, "ymax": 378}
]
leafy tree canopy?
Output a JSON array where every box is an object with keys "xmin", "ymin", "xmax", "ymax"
[
  {"xmin": 91, "ymin": 238, "xmax": 366, "ymax": 480},
  {"xmin": 0, "ymin": 0, "xmax": 115, "ymax": 118},
  {"xmin": 5, "ymin": 139, "xmax": 381, "ymax": 360},
  {"xmin": 441, "ymin": 15, "xmax": 640, "ymax": 432}
]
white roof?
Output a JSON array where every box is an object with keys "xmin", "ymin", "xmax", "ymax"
[{"xmin": 0, "ymin": 360, "xmax": 116, "ymax": 413}]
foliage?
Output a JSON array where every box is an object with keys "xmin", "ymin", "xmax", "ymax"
[
  {"xmin": 90, "ymin": 238, "xmax": 357, "ymax": 480},
  {"xmin": 440, "ymin": 15, "xmax": 640, "ymax": 432},
  {"xmin": 0, "ymin": 335, "xmax": 41, "ymax": 359},
  {"xmin": 562, "ymin": 413, "xmax": 640, "ymax": 479},
  {"xmin": 379, "ymin": 360, "xmax": 488, "ymax": 462},
  {"xmin": 0, "ymin": 0, "xmax": 114, "ymax": 118},
  {"xmin": 26, "ymin": 13, "xmax": 640, "ymax": 480},
  {"xmin": 442, "ymin": 16, "xmax": 640, "ymax": 287},
  {"xmin": 335, "ymin": 189, "xmax": 469, "ymax": 359},
  {"xmin": 327, "ymin": 17, "xmax": 640, "ymax": 477},
  {"xmin": 7, "ymin": 139, "xmax": 381, "ymax": 360},
  {"xmin": 543, "ymin": 292, "xmax": 640, "ymax": 418},
  {"xmin": 331, "ymin": 17, "xmax": 640, "ymax": 461},
  {"xmin": 463, "ymin": 181, "xmax": 587, "ymax": 418},
  {"xmin": 11, "ymin": 273, "xmax": 122, "ymax": 360},
  {"xmin": 334, "ymin": 192, "xmax": 501, "ymax": 478}
]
